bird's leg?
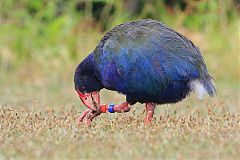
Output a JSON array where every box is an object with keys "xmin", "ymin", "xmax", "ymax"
[
  {"xmin": 78, "ymin": 109, "xmax": 102, "ymax": 124},
  {"xmin": 113, "ymin": 102, "xmax": 131, "ymax": 113},
  {"xmin": 78, "ymin": 109, "xmax": 92, "ymax": 123},
  {"xmin": 78, "ymin": 101, "xmax": 131, "ymax": 124},
  {"xmin": 144, "ymin": 103, "xmax": 156, "ymax": 125},
  {"xmin": 100, "ymin": 102, "xmax": 131, "ymax": 113},
  {"xmin": 85, "ymin": 110, "xmax": 102, "ymax": 125}
]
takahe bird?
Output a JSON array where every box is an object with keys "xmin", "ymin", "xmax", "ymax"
[{"xmin": 74, "ymin": 19, "xmax": 216, "ymax": 124}]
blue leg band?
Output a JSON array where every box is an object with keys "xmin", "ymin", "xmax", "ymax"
[{"xmin": 108, "ymin": 104, "xmax": 115, "ymax": 113}]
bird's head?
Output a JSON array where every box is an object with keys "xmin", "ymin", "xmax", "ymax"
[
  {"xmin": 74, "ymin": 76, "xmax": 101, "ymax": 111},
  {"xmin": 74, "ymin": 54, "xmax": 103, "ymax": 111}
]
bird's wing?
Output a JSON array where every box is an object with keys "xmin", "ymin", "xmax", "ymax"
[{"xmin": 93, "ymin": 23, "xmax": 201, "ymax": 95}]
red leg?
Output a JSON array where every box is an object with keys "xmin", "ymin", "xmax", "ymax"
[
  {"xmin": 78, "ymin": 102, "xmax": 131, "ymax": 125},
  {"xmin": 78, "ymin": 109, "xmax": 92, "ymax": 123},
  {"xmin": 86, "ymin": 110, "xmax": 101, "ymax": 124},
  {"xmin": 78, "ymin": 109, "xmax": 101, "ymax": 125},
  {"xmin": 113, "ymin": 102, "xmax": 131, "ymax": 113},
  {"xmin": 144, "ymin": 103, "xmax": 156, "ymax": 125}
]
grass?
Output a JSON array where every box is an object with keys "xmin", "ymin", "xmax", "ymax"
[
  {"xmin": 0, "ymin": 29, "xmax": 239, "ymax": 160},
  {"xmin": 0, "ymin": 0, "xmax": 239, "ymax": 159},
  {"xmin": 0, "ymin": 103, "xmax": 239, "ymax": 159},
  {"xmin": 0, "ymin": 81, "xmax": 239, "ymax": 159}
]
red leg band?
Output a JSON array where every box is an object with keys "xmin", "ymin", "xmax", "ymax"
[{"xmin": 100, "ymin": 105, "xmax": 107, "ymax": 113}]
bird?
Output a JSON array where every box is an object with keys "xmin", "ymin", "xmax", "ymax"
[{"xmin": 74, "ymin": 19, "xmax": 216, "ymax": 125}]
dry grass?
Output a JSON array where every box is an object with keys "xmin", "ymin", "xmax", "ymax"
[
  {"xmin": 0, "ymin": 9, "xmax": 239, "ymax": 159},
  {"xmin": 0, "ymin": 97, "xmax": 239, "ymax": 160}
]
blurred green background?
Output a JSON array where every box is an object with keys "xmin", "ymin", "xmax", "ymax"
[
  {"xmin": 0, "ymin": 0, "xmax": 239, "ymax": 107},
  {"xmin": 0, "ymin": 1, "xmax": 239, "ymax": 159}
]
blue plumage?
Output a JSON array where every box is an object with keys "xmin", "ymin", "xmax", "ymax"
[{"xmin": 74, "ymin": 19, "xmax": 216, "ymax": 105}]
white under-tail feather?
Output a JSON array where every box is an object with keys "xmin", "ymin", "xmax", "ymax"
[{"xmin": 190, "ymin": 80, "xmax": 208, "ymax": 100}]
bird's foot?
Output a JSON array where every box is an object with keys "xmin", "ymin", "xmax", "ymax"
[
  {"xmin": 78, "ymin": 102, "xmax": 130, "ymax": 125},
  {"xmin": 78, "ymin": 109, "xmax": 101, "ymax": 125},
  {"xmin": 78, "ymin": 109, "xmax": 92, "ymax": 123},
  {"xmin": 144, "ymin": 103, "xmax": 156, "ymax": 125}
]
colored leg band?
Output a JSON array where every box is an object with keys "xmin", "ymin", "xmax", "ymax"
[
  {"xmin": 101, "ymin": 105, "xmax": 107, "ymax": 113},
  {"xmin": 108, "ymin": 104, "xmax": 115, "ymax": 113}
]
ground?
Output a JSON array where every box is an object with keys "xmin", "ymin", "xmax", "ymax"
[
  {"xmin": 0, "ymin": 81, "xmax": 239, "ymax": 159},
  {"xmin": 0, "ymin": 2, "xmax": 239, "ymax": 158}
]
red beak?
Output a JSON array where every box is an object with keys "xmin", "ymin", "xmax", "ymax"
[{"xmin": 76, "ymin": 90, "xmax": 100, "ymax": 111}]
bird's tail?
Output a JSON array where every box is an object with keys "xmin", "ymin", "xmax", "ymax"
[
  {"xmin": 190, "ymin": 77, "xmax": 216, "ymax": 99},
  {"xmin": 200, "ymin": 77, "xmax": 216, "ymax": 97}
]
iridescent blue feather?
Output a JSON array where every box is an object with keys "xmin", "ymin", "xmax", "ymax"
[{"xmin": 75, "ymin": 19, "xmax": 216, "ymax": 105}]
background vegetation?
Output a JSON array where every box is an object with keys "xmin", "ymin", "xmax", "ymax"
[{"xmin": 0, "ymin": 0, "xmax": 239, "ymax": 159}]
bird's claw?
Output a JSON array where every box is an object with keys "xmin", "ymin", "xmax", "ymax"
[
  {"xmin": 78, "ymin": 109, "xmax": 102, "ymax": 125},
  {"xmin": 78, "ymin": 102, "xmax": 131, "ymax": 125},
  {"xmin": 78, "ymin": 109, "xmax": 92, "ymax": 123}
]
